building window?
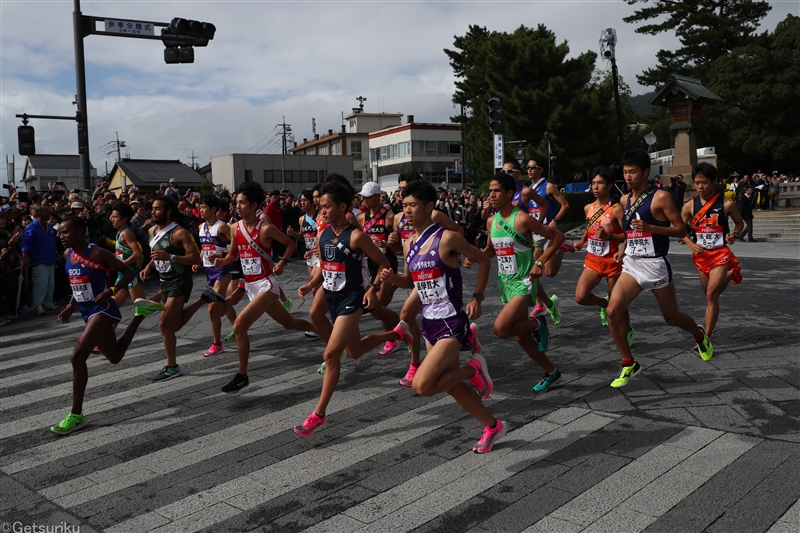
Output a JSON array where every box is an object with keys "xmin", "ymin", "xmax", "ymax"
[
  {"xmin": 425, "ymin": 141, "xmax": 438, "ymax": 156},
  {"xmin": 349, "ymin": 119, "xmax": 355, "ymax": 131},
  {"xmin": 449, "ymin": 142, "xmax": 461, "ymax": 155},
  {"xmin": 318, "ymin": 144, "xmax": 329, "ymax": 156},
  {"xmin": 354, "ymin": 171, "xmax": 363, "ymax": 188},
  {"xmin": 282, "ymin": 170, "xmax": 294, "ymax": 182},
  {"xmin": 398, "ymin": 141, "xmax": 408, "ymax": 158},
  {"xmin": 370, "ymin": 148, "xmax": 379, "ymax": 163},
  {"xmin": 351, "ymin": 141, "xmax": 362, "ymax": 161},
  {"xmin": 263, "ymin": 170, "xmax": 274, "ymax": 182},
  {"xmin": 307, "ymin": 170, "xmax": 317, "ymax": 182},
  {"xmin": 244, "ymin": 169, "xmax": 253, "ymax": 182},
  {"xmin": 305, "ymin": 148, "xmax": 315, "ymax": 155},
  {"xmin": 412, "ymin": 140, "xmax": 424, "ymax": 156},
  {"xmin": 380, "ymin": 146, "xmax": 389, "ymax": 161},
  {"xmin": 331, "ymin": 141, "xmax": 340, "ymax": 155}
]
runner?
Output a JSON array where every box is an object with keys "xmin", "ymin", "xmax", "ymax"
[
  {"xmin": 479, "ymin": 172, "xmax": 565, "ymax": 392},
  {"xmin": 140, "ymin": 195, "xmax": 218, "ymax": 382},
  {"xmin": 286, "ymin": 188, "xmax": 322, "ymax": 339},
  {"xmin": 293, "ymin": 181, "xmax": 413, "ymax": 437},
  {"xmin": 606, "ymin": 150, "xmax": 713, "ymax": 388},
  {"xmin": 526, "ymin": 156, "xmax": 573, "ymax": 325},
  {"xmin": 212, "ymin": 181, "xmax": 316, "ymax": 393},
  {"xmin": 680, "ymin": 163, "xmax": 744, "ymax": 339},
  {"xmin": 110, "ymin": 203, "xmax": 147, "ymax": 307},
  {"xmin": 572, "ymin": 167, "xmax": 631, "ymax": 341},
  {"xmin": 51, "ymin": 216, "xmax": 165, "ymax": 435},
  {"xmin": 387, "ymin": 172, "xmax": 469, "ymax": 386},
  {"xmin": 193, "ymin": 194, "xmax": 238, "ymax": 357},
  {"xmin": 380, "ymin": 180, "xmax": 506, "ymax": 453}
]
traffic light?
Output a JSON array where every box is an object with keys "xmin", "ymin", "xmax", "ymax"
[
  {"xmin": 18, "ymin": 125, "xmax": 35, "ymax": 156},
  {"xmin": 516, "ymin": 147, "xmax": 525, "ymax": 169},
  {"xmin": 161, "ymin": 18, "xmax": 216, "ymax": 63},
  {"xmin": 488, "ymin": 97, "xmax": 504, "ymax": 134}
]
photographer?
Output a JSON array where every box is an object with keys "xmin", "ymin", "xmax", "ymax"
[{"xmin": 667, "ymin": 174, "xmax": 687, "ymax": 209}]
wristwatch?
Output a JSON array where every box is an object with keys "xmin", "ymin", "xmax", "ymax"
[
  {"xmin": 369, "ymin": 282, "xmax": 381, "ymax": 291},
  {"xmin": 553, "ymin": 216, "xmax": 559, "ymax": 223},
  {"xmin": 534, "ymin": 260, "xmax": 544, "ymax": 268},
  {"xmin": 169, "ymin": 254, "xmax": 177, "ymax": 263},
  {"xmin": 472, "ymin": 292, "xmax": 484, "ymax": 302},
  {"xmin": 278, "ymin": 257, "xmax": 289, "ymax": 264}
]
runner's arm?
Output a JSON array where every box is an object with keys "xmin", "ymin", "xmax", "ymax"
[
  {"xmin": 432, "ymin": 209, "xmax": 464, "ymax": 235},
  {"xmin": 171, "ymin": 227, "xmax": 202, "ymax": 265},
  {"xmin": 574, "ymin": 204, "xmax": 591, "ymax": 250},
  {"xmin": 679, "ymin": 199, "xmax": 697, "ymax": 247},
  {"xmin": 141, "ymin": 226, "xmax": 157, "ymax": 277},
  {"xmin": 443, "ymin": 231, "xmax": 489, "ymax": 320},
  {"xmin": 264, "ymin": 224, "xmax": 295, "ymax": 275},
  {"xmin": 380, "ymin": 238, "xmax": 413, "ymax": 289},
  {"xmin": 649, "ymin": 190, "xmax": 688, "ymax": 239},
  {"xmin": 464, "ymin": 217, "xmax": 494, "ymax": 269},
  {"xmin": 93, "ymin": 246, "xmax": 135, "ymax": 299},
  {"xmin": 522, "ymin": 214, "xmax": 564, "ymax": 265},
  {"xmin": 120, "ymin": 230, "xmax": 142, "ymax": 266},
  {"xmin": 523, "ymin": 187, "xmax": 549, "ymax": 222},
  {"xmin": 546, "ymin": 183, "xmax": 569, "ymax": 227},
  {"xmin": 212, "ymin": 223, "xmax": 239, "ymax": 267},
  {"xmin": 299, "ymin": 232, "xmax": 324, "ymax": 298}
]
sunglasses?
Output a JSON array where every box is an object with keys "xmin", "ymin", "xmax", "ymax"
[
  {"xmin": 501, "ymin": 169, "xmax": 519, "ymax": 174},
  {"xmin": 526, "ymin": 165, "xmax": 543, "ymax": 170}
]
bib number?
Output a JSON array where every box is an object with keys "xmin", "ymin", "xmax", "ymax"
[
  {"xmin": 625, "ymin": 231, "xmax": 655, "ymax": 257},
  {"xmin": 412, "ymin": 268, "xmax": 447, "ymax": 305},
  {"xmin": 241, "ymin": 255, "xmax": 263, "ymax": 277},
  {"xmin": 529, "ymin": 207, "xmax": 543, "ymax": 221},
  {"xmin": 154, "ymin": 259, "xmax": 172, "ymax": 273},
  {"xmin": 697, "ymin": 228, "xmax": 723, "ymax": 249},
  {"xmin": 201, "ymin": 244, "xmax": 215, "ymax": 267},
  {"xmin": 493, "ymin": 246, "xmax": 518, "ymax": 275},
  {"xmin": 321, "ymin": 261, "xmax": 346, "ymax": 291},
  {"xmin": 69, "ymin": 275, "xmax": 95, "ymax": 302},
  {"xmin": 587, "ymin": 238, "xmax": 610, "ymax": 257}
]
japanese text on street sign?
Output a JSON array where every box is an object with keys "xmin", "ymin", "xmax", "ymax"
[
  {"xmin": 105, "ymin": 19, "xmax": 155, "ymax": 36},
  {"xmin": 493, "ymin": 134, "xmax": 504, "ymax": 170}
]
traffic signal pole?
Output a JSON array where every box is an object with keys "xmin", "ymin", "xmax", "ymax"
[{"xmin": 74, "ymin": 0, "xmax": 91, "ymax": 189}]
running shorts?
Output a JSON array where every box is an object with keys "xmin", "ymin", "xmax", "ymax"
[
  {"xmin": 205, "ymin": 264, "xmax": 233, "ymax": 285},
  {"xmin": 368, "ymin": 253, "xmax": 399, "ymax": 281},
  {"xmin": 244, "ymin": 275, "xmax": 280, "ymax": 301},
  {"xmin": 622, "ymin": 255, "xmax": 673, "ymax": 291},
  {"xmin": 161, "ymin": 273, "xmax": 193, "ymax": 302},
  {"xmin": 306, "ymin": 254, "xmax": 321, "ymax": 268},
  {"xmin": 584, "ymin": 253, "xmax": 623, "ymax": 279},
  {"xmin": 534, "ymin": 234, "xmax": 550, "ymax": 251},
  {"xmin": 325, "ymin": 287, "xmax": 365, "ymax": 322},
  {"xmin": 80, "ymin": 300, "xmax": 122, "ymax": 324},
  {"xmin": 421, "ymin": 310, "xmax": 472, "ymax": 352},
  {"xmin": 498, "ymin": 277, "xmax": 537, "ymax": 305},
  {"xmin": 116, "ymin": 266, "xmax": 141, "ymax": 291},
  {"xmin": 691, "ymin": 245, "xmax": 741, "ymax": 281}
]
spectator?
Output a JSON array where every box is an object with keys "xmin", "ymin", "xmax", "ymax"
[
  {"xmin": 21, "ymin": 203, "xmax": 59, "ymax": 315},
  {"xmin": 769, "ymin": 174, "xmax": 780, "ymax": 210},
  {"xmin": 667, "ymin": 174, "xmax": 687, "ymax": 209},
  {"xmin": 737, "ymin": 185, "xmax": 757, "ymax": 242},
  {"xmin": 165, "ymin": 179, "xmax": 181, "ymax": 199}
]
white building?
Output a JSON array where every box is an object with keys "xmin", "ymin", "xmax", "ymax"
[
  {"xmin": 368, "ymin": 116, "xmax": 463, "ymax": 196},
  {"xmin": 210, "ymin": 153, "xmax": 354, "ymax": 193},
  {"xmin": 22, "ymin": 155, "xmax": 97, "ymax": 191},
  {"xmin": 649, "ymin": 147, "xmax": 717, "ymax": 182}
]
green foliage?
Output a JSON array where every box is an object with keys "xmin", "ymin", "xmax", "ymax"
[
  {"xmin": 623, "ymin": 0, "xmax": 772, "ymax": 87},
  {"xmin": 197, "ymin": 179, "xmax": 215, "ymax": 196},
  {"xmin": 446, "ymin": 24, "xmax": 625, "ymax": 188},
  {"xmin": 561, "ymin": 192, "xmax": 593, "ymax": 223}
]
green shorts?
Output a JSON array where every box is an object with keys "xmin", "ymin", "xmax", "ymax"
[
  {"xmin": 116, "ymin": 266, "xmax": 141, "ymax": 291},
  {"xmin": 499, "ymin": 276, "xmax": 537, "ymax": 305},
  {"xmin": 160, "ymin": 273, "xmax": 193, "ymax": 302}
]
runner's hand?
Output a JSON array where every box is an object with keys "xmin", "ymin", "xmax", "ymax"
[
  {"xmin": 465, "ymin": 298, "xmax": 482, "ymax": 320},
  {"xmin": 573, "ymin": 241, "xmax": 584, "ymax": 251},
  {"xmin": 286, "ymin": 226, "xmax": 296, "ymax": 237},
  {"xmin": 298, "ymin": 284, "xmax": 312, "ymax": 299},
  {"xmin": 304, "ymin": 250, "xmax": 313, "ymax": 259},
  {"xmin": 387, "ymin": 231, "xmax": 399, "ymax": 247},
  {"xmin": 529, "ymin": 264, "xmax": 543, "ymax": 279},
  {"xmin": 613, "ymin": 249, "xmax": 625, "ymax": 263},
  {"xmin": 463, "ymin": 257, "xmax": 473, "ymax": 269},
  {"xmin": 363, "ymin": 287, "xmax": 378, "ymax": 310},
  {"xmin": 378, "ymin": 267, "xmax": 395, "ymax": 284},
  {"xmin": 151, "ymin": 249, "xmax": 169, "ymax": 261},
  {"xmin": 140, "ymin": 268, "xmax": 150, "ymax": 281},
  {"xmin": 58, "ymin": 307, "xmax": 74, "ymax": 323},
  {"xmin": 273, "ymin": 261, "xmax": 285, "ymax": 276},
  {"xmin": 688, "ymin": 242, "xmax": 705, "ymax": 255},
  {"xmin": 725, "ymin": 233, "xmax": 736, "ymax": 245},
  {"xmin": 93, "ymin": 288, "xmax": 113, "ymax": 306}
]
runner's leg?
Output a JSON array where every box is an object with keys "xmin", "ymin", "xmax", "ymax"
[
  {"xmin": 159, "ymin": 296, "xmax": 186, "ymax": 367},
  {"xmin": 575, "ymin": 268, "xmax": 606, "ymax": 308},
  {"xmin": 399, "ymin": 291, "xmax": 422, "ymax": 366},
  {"xmin": 314, "ymin": 310, "xmax": 363, "ymax": 416},
  {"xmin": 606, "ymin": 273, "xmax": 643, "ymax": 363},
  {"xmin": 701, "ymin": 265, "xmax": 729, "ymax": 338},
  {"xmin": 309, "ymin": 283, "xmax": 333, "ymax": 343},
  {"xmin": 493, "ymin": 295, "xmax": 556, "ymax": 372},
  {"xmin": 652, "ymin": 281, "xmax": 705, "ymax": 340},
  {"xmin": 232, "ymin": 291, "xmax": 277, "ymax": 375}
]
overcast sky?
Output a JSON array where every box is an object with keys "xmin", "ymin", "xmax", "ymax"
[{"xmin": 1, "ymin": 0, "xmax": 795, "ymax": 185}]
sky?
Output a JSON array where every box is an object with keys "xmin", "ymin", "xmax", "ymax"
[{"xmin": 1, "ymin": 0, "xmax": 796, "ymax": 186}]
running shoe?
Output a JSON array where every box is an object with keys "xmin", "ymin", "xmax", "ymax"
[
  {"xmin": 731, "ymin": 267, "xmax": 742, "ymax": 285},
  {"xmin": 610, "ymin": 361, "xmax": 641, "ymax": 388},
  {"xmin": 380, "ymin": 339, "xmax": 400, "ymax": 355},
  {"xmin": 696, "ymin": 326, "xmax": 714, "ymax": 361},
  {"xmin": 224, "ymin": 330, "xmax": 236, "ymax": 341},
  {"xmin": 237, "ymin": 280, "xmax": 246, "ymax": 291},
  {"xmin": 472, "ymin": 419, "xmax": 507, "ymax": 454},
  {"xmin": 627, "ymin": 328, "xmax": 635, "ymax": 347},
  {"xmin": 468, "ymin": 322, "xmax": 482, "ymax": 355},
  {"xmin": 305, "ymin": 331, "xmax": 320, "ymax": 338},
  {"xmin": 547, "ymin": 295, "xmax": 562, "ymax": 325},
  {"xmin": 530, "ymin": 303, "xmax": 547, "ymax": 319},
  {"xmin": 561, "ymin": 243, "xmax": 576, "ymax": 253},
  {"xmin": 221, "ymin": 373, "xmax": 249, "ymax": 393},
  {"xmin": 393, "ymin": 320, "xmax": 414, "ymax": 348},
  {"xmin": 201, "ymin": 287, "xmax": 226, "ymax": 304},
  {"xmin": 152, "ymin": 365, "xmax": 181, "ymax": 382},
  {"xmin": 533, "ymin": 316, "xmax": 550, "ymax": 352},
  {"xmin": 293, "ymin": 411, "xmax": 327, "ymax": 437},
  {"xmin": 282, "ymin": 299, "xmax": 292, "ymax": 313},
  {"xmin": 134, "ymin": 298, "xmax": 166, "ymax": 318},
  {"xmin": 91, "ymin": 346, "xmax": 100, "ymax": 354},
  {"xmin": 467, "ymin": 353, "xmax": 493, "ymax": 399},
  {"xmin": 600, "ymin": 295, "xmax": 610, "ymax": 326},
  {"xmin": 399, "ymin": 363, "xmax": 418, "ymax": 387},
  {"xmin": 204, "ymin": 343, "xmax": 224, "ymax": 357},
  {"xmin": 533, "ymin": 368, "xmax": 561, "ymax": 392},
  {"xmin": 50, "ymin": 412, "xmax": 85, "ymax": 435}
]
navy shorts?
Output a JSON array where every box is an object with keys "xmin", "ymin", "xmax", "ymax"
[
  {"xmin": 79, "ymin": 300, "xmax": 122, "ymax": 324},
  {"xmin": 325, "ymin": 287, "xmax": 365, "ymax": 322},
  {"xmin": 421, "ymin": 311, "xmax": 472, "ymax": 351}
]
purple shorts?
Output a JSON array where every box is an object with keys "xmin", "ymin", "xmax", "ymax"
[
  {"xmin": 205, "ymin": 264, "xmax": 233, "ymax": 285},
  {"xmin": 421, "ymin": 311, "xmax": 472, "ymax": 352}
]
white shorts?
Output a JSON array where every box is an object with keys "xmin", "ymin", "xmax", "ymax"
[
  {"xmin": 306, "ymin": 255, "xmax": 320, "ymax": 268},
  {"xmin": 534, "ymin": 234, "xmax": 550, "ymax": 251},
  {"xmin": 622, "ymin": 255, "xmax": 673, "ymax": 291},
  {"xmin": 245, "ymin": 275, "xmax": 280, "ymax": 301}
]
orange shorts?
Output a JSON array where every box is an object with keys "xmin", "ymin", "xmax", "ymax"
[
  {"xmin": 584, "ymin": 252, "xmax": 623, "ymax": 278},
  {"xmin": 691, "ymin": 245, "xmax": 741, "ymax": 282}
]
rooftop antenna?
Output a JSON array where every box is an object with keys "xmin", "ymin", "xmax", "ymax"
[
  {"xmin": 644, "ymin": 132, "xmax": 657, "ymax": 153},
  {"xmin": 356, "ymin": 96, "xmax": 366, "ymax": 111},
  {"xmin": 312, "ymin": 118, "xmax": 316, "ymax": 136}
]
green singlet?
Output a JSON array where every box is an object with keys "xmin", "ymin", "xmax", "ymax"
[{"xmin": 490, "ymin": 208, "xmax": 537, "ymax": 305}]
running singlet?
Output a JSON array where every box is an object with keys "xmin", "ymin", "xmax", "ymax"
[
  {"xmin": 115, "ymin": 228, "xmax": 143, "ymax": 270},
  {"xmin": 586, "ymin": 202, "xmax": 621, "ymax": 258},
  {"xmin": 692, "ymin": 195, "xmax": 729, "ymax": 250},
  {"xmin": 301, "ymin": 213, "xmax": 318, "ymax": 255},
  {"xmin": 363, "ymin": 205, "xmax": 390, "ymax": 253},
  {"xmin": 319, "ymin": 225, "xmax": 363, "ymax": 293},
  {"xmin": 66, "ymin": 244, "xmax": 118, "ymax": 321},
  {"xmin": 490, "ymin": 208, "xmax": 533, "ymax": 277},
  {"xmin": 396, "ymin": 214, "xmax": 416, "ymax": 246},
  {"xmin": 149, "ymin": 223, "xmax": 187, "ymax": 279},
  {"xmin": 623, "ymin": 187, "xmax": 670, "ymax": 258},
  {"xmin": 235, "ymin": 220, "xmax": 272, "ymax": 283},
  {"xmin": 528, "ymin": 178, "xmax": 560, "ymax": 223},
  {"xmin": 316, "ymin": 213, "xmax": 330, "ymax": 234},
  {"xmin": 511, "ymin": 182, "xmax": 532, "ymax": 215},
  {"xmin": 199, "ymin": 221, "xmax": 229, "ymax": 267},
  {"xmin": 406, "ymin": 225, "xmax": 463, "ymax": 320}
]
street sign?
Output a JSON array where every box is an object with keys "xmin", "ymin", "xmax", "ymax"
[
  {"xmin": 493, "ymin": 134, "xmax": 504, "ymax": 170},
  {"xmin": 105, "ymin": 19, "xmax": 155, "ymax": 36},
  {"xmin": 453, "ymin": 159, "xmax": 461, "ymax": 174}
]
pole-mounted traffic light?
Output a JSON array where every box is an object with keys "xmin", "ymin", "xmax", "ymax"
[
  {"xmin": 488, "ymin": 97, "xmax": 504, "ymax": 134},
  {"xmin": 18, "ymin": 125, "xmax": 35, "ymax": 156},
  {"xmin": 161, "ymin": 18, "xmax": 216, "ymax": 63}
]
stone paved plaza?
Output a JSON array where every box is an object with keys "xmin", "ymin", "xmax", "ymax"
[{"xmin": 1, "ymin": 242, "xmax": 798, "ymax": 533}]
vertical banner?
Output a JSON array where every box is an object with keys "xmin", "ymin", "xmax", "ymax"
[{"xmin": 493, "ymin": 134, "xmax": 504, "ymax": 171}]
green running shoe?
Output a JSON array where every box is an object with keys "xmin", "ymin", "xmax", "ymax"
[
  {"xmin": 133, "ymin": 298, "xmax": 166, "ymax": 318},
  {"xmin": 224, "ymin": 330, "xmax": 236, "ymax": 341},
  {"xmin": 627, "ymin": 327, "xmax": 635, "ymax": 347},
  {"xmin": 51, "ymin": 412, "xmax": 85, "ymax": 435},
  {"xmin": 547, "ymin": 295, "xmax": 562, "ymax": 326},
  {"xmin": 696, "ymin": 326, "xmax": 714, "ymax": 361},
  {"xmin": 282, "ymin": 299, "xmax": 292, "ymax": 313},
  {"xmin": 610, "ymin": 361, "xmax": 641, "ymax": 388},
  {"xmin": 317, "ymin": 352, "xmax": 346, "ymax": 374},
  {"xmin": 600, "ymin": 295, "xmax": 610, "ymax": 326}
]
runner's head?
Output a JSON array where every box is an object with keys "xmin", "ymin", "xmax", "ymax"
[
  {"xmin": 312, "ymin": 183, "xmax": 323, "ymax": 207},
  {"xmin": 527, "ymin": 155, "xmax": 546, "ymax": 180},
  {"xmin": 199, "ymin": 194, "xmax": 221, "ymax": 223},
  {"xmin": 235, "ymin": 181, "xmax": 266, "ymax": 221},
  {"xmin": 488, "ymin": 173, "xmax": 516, "ymax": 210},
  {"xmin": 320, "ymin": 182, "xmax": 353, "ymax": 225},
  {"xmin": 397, "ymin": 171, "xmax": 422, "ymax": 191},
  {"xmin": 359, "ymin": 181, "xmax": 382, "ymax": 211},
  {"xmin": 324, "ymin": 173, "xmax": 355, "ymax": 198},
  {"xmin": 621, "ymin": 150, "xmax": 651, "ymax": 189},
  {"xmin": 401, "ymin": 180, "xmax": 436, "ymax": 227},
  {"xmin": 589, "ymin": 166, "xmax": 616, "ymax": 201},
  {"xmin": 299, "ymin": 189, "xmax": 315, "ymax": 214},
  {"xmin": 58, "ymin": 215, "xmax": 86, "ymax": 249},
  {"xmin": 501, "ymin": 160, "xmax": 521, "ymax": 181},
  {"xmin": 152, "ymin": 195, "xmax": 180, "ymax": 226},
  {"xmin": 693, "ymin": 163, "xmax": 717, "ymax": 198},
  {"xmin": 110, "ymin": 202, "xmax": 134, "ymax": 231}
]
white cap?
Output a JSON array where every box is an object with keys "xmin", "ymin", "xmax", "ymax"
[{"xmin": 360, "ymin": 182, "xmax": 381, "ymax": 197}]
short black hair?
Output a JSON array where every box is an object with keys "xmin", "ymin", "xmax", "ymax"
[
  {"xmin": 621, "ymin": 150, "xmax": 651, "ymax": 175},
  {"xmin": 503, "ymin": 159, "xmax": 521, "ymax": 170},
  {"xmin": 402, "ymin": 180, "xmax": 437, "ymax": 204},
  {"xmin": 300, "ymin": 189, "xmax": 314, "ymax": 201},
  {"xmin": 321, "ymin": 181, "xmax": 353, "ymax": 208},
  {"xmin": 112, "ymin": 202, "xmax": 135, "ymax": 224},
  {"xmin": 490, "ymin": 173, "xmax": 516, "ymax": 192},
  {"xmin": 398, "ymin": 172, "xmax": 422, "ymax": 184},
  {"xmin": 62, "ymin": 215, "xmax": 86, "ymax": 234},
  {"xmin": 324, "ymin": 173, "xmax": 355, "ymax": 197},
  {"xmin": 590, "ymin": 166, "xmax": 616, "ymax": 185},
  {"xmin": 236, "ymin": 181, "xmax": 266, "ymax": 207},
  {"xmin": 201, "ymin": 194, "xmax": 221, "ymax": 210},
  {"xmin": 528, "ymin": 154, "xmax": 546, "ymax": 170},
  {"xmin": 693, "ymin": 162, "xmax": 717, "ymax": 182}
]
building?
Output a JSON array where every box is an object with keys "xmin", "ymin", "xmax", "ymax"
[
  {"xmin": 107, "ymin": 159, "xmax": 204, "ymax": 194},
  {"xmin": 210, "ymin": 153, "xmax": 354, "ymax": 193},
  {"xmin": 368, "ymin": 116, "xmax": 463, "ymax": 196},
  {"xmin": 21, "ymin": 155, "xmax": 97, "ymax": 191},
  {"xmin": 290, "ymin": 109, "xmax": 403, "ymax": 189}
]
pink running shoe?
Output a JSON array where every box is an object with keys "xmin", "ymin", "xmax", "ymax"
[
  {"xmin": 467, "ymin": 353, "xmax": 493, "ymax": 399},
  {"xmin": 203, "ymin": 343, "xmax": 224, "ymax": 357},
  {"xmin": 473, "ymin": 419, "xmax": 507, "ymax": 453},
  {"xmin": 237, "ymin": 279, "xmax": 246, "ymax": 291},
  {"xmin": 561, "ymin": 243, "xmax": 576, "ymax": 253},
  {"xmin": 393, "ymin": 320, "xmax": 414, "ymax": 348},
  {"xmin": 399, "ymin": 363, "xmax": 418, "ymax": 387},
  {"xmin": 293, "ymin": 411, "xmax": 327, "ymax": 437},
  {"xmin": 468, "ymin": 322, "xmax": 482, "ymax": 355},
  {"xmin": 380, "ymin": 339, "xmax": 400, "ymax": 355},
  {"xmin": 530, "ymin": 303, "xmax": 547, "ymax": 319}
]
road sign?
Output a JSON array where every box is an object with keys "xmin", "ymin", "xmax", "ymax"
[
  {"xmin": 105, "ymin": 19, "xmax": 155, "ymax": 36},
  {"xmin": 493, "ymin": 134, "xmax": 504, "ymax": 170}
]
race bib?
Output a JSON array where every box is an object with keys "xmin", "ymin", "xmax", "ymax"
[
  {"xmin": 201, "ymin": 244, "xmax": 215, "ymax": 267},
  {"xmin": 303, "ymin": 232, "xmax": 316, "ymax": 251},
  {"xmin": 321, "ymin": 261, "xmax": 346, "ymax": 292},
  {"xmin": 399, "ymin": 229, "xmax": 416, "ymax": 244},
  {"xmin": 69, "ymin": 275, "xmax": 95, "ymax": 302},
  {"xmin": 240, "ymin": 254, "xmax": 263, "ymax": 277},
  {"xmin": 625, "ymin": 231, "xmax": 655, "ymax": 257},
  {"xmin": 587, "ymin": 238, "xmax": 610, "ymax": 257},
  {"xmin": 493, "ymin": 241, "xmax": 518, "ymax": 275},
  {"xmin": 696, "ymin": 227, "xmax": 723, "ymax": 250},
  {"xmin": 115, "ymin": 249, "xmax": 124, "ymax": 261},
  {"xmin": 369, "ymin": 234, "xmax": 387, "ymax": 254},
  {"xmin": 529, "ymin": 206, "xmax": 543, "ymax": 221},
  {"xmin": 412, "ymin": 267, "xmax": 448, "ymax": 306},
  {"xmin": 154, "ymin": 259, "xmax": 172, "ymax": 273}
]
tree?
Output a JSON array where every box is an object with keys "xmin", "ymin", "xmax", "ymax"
[
  {"xmin": 623, "ymin": 0, "xmax": 772, "ymax": 87},
  {"xmin": 446, "ymin": 24, "xmax": 623, "ymax": 186}
]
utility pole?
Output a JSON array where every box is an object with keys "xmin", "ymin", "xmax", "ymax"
[
  {"xmin": 189, "ymin": 151, "xmax": 197, "ymax": 169},
  {"xmin": 278, "ymin": 117, "xmax": 292, "ymax": 190}
]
